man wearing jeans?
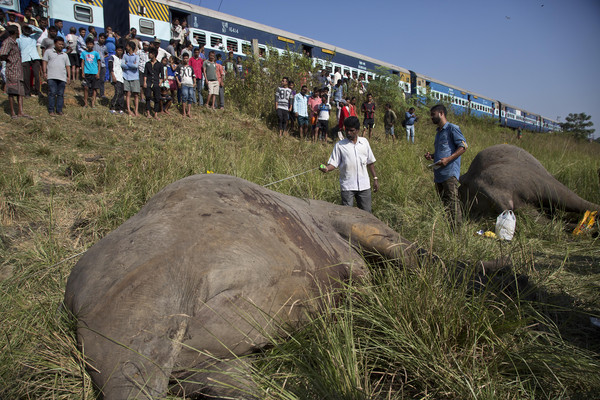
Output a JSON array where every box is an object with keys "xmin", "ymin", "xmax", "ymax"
[
  {"xmin": 424, "ymin": 104, "xmax": 468, "ymax": 228},
  {"xmin": 42, "ymin": 37, "xmax": 71, "ymax": 116},
  {"xmin": 320, "ymin": 116, "xmax": 379, "ymax": 213},
  {"xmin": 189, "ymin": 47, "xmax": 204, "ymax": 105},
  {"xmin": 405, "ymin": 107, "xmax": 417, "ymax": 143}
]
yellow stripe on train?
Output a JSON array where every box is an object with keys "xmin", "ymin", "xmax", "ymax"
[
  {"xmin": 73, "ymin": 0, "xmax": 103, "ymax": 7},
  {"xmin": 129, "ymin": 0, "xmax": 170, "ymax": 22}
]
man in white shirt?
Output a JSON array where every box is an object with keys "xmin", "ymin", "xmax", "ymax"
[{"xmin": 320, "ymin": 116, "xmax": 379, "ymax": 213}]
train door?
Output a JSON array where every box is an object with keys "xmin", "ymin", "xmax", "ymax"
[
  {"xmin": 103, "ymin": 0, "xmax": 129, "ymax": 37},
  {"xmin": 302, "ymin": 44, "xmax": 313, "ymax": 58},
  {"xmin": 170, "ymin": 9, "xmax": 190, "ymax": 42}
]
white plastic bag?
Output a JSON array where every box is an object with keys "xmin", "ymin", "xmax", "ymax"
[{"xmin": 495, "ymin": 210, "xmax": 516, "ymax": 241}]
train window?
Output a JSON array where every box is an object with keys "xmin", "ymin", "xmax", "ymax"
[
  {"xmin": 226, "ymin": 39, "xmax": 238, "ymax": 53},
  {"xmin": 74, "ymin": 4, "xmax": 93, "ymax": 23},
  {"xmin": 211, "ymin": 35, "xmax": 223, "ymax": 49},
  {"xmin": 241, "ymin": 42, "xmax": 251, "ymax": 54},
  {"xmin": 193, "ymin": 32, "xmax": 206, "ymax": 47},
  {"xmin": 326, "ymin": 66, "xmax": 332, "ymax": 74},
  {"xmin": 139, "ymin": 19, "xmax": 154, "ymax": 36},
  {"xmin": 258, "ymin": 46, "xmax": 266, "ymax": 58}
]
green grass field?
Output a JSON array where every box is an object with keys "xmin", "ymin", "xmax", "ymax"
[{"xmin": 0, "ymin": 74, "xmax": 599, "ymax": 399}]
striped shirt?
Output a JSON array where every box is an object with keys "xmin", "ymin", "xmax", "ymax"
[{"xmin": 293, "ymin": 93, "xmax": 309, "ymax": 117}]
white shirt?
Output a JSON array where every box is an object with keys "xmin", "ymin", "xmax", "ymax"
[
  {"xmin": 328, "ymin": 137, "xmax": 376, "ymax": 191},
  {"xmin": 110, "ymin": 54, "xmax": 124, "ymax": 83},
  {"xmin": 334, "ymin": 71, "xmax": 342, "ymax": 85}
]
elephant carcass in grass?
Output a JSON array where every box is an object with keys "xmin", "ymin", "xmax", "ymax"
[
  {"xmin": 459, "ymin": 144, "xmax": 600, "ymax": 219},
  {"xmin": 64, "ymin": 174, "xmax": 420, "ymax": 399}
]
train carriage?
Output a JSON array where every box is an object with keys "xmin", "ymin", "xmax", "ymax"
[
  {"xmin": 410, "ymin": 71, "xmax": 495, "ymax": 119},
  {"xmin": 2, "ymin": 0, "xmax": 561, "ymax": 133}
]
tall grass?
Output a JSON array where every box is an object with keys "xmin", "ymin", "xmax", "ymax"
[{"xmin": 0, "ymin": 51, "xmax": 599, "ymax": 399}]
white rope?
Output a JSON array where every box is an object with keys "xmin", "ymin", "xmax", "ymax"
[{"xmin": 263, "ymin": 167, "xmax": 320, "ymax": 187}]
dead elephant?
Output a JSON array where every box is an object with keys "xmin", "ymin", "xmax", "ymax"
[
  {"xmin": 64, "ymin": 174, "xmax": 425, "ymax": 399},
  {"xmin": 459, "ymin": 144, "xmax": 600, "ymax": 219}
]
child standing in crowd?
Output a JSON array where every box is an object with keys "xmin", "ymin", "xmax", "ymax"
[
  {"xmin": 361, "ymin": 93, "xmax": 376, "ymax": 139},
  {"xmin": 80, "ymin": 37, "xmax": 101, "ymax": 108},
  {"xmin": 177, "ymin": 53, "xmax": 195, "ymax": 118},
  {"xmin": 275, "ymin": 77, "xmax": 292, "ymax": 137},
  {"xmin": 203, "ymin": 51, "xmax": 219, "ymax": 110},
  {"xmin": 308, "ymin": 87, "xmax": 322, "ymax": 142},
  {"xmin": 167, "ymin": 55, "xmax": 179, "ymax": 104},
  {"xmin": 160, "ymin": 55, "xmax": 170, "ymax": 108},
  {"xmin": 317, "ymin": 94, "xmax": 331, "ymax": 142},
  {"xmin": 122, "ymin": 41, "xmax": 140, "ymax": 116},
  {"xmin": 142, "ymin": 48, "xmax": 162, "ymax": 119},
  {"xmin": 384, "ymin": 103, "xmax": 397, "ymax": 142},
  {"xmin": 93, "ymin": 32, "xmax": 107, "ymax": 98},
  {"xmin": 137, "ymin": 41, "xmax": 149, "ymax": 92},
  {"xmin": 108, "ymin": 45, "xmax": 125, "ymax": 114},
  {"xmin": 65, "ymin": 26, "xmax": 79, "ymax": 81},
  {"xmin": 76, "ymin": 27, "xmax": 87, "ymax": 79},
  {"xmin": 42, "ymin": 36, "xmax": 71, "ymax": 116}
]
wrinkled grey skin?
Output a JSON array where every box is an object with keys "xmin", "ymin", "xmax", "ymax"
[
  {"xmin": 459, "ymin": 144, "xmax": 600, "ymax": 219},
  {"xmin": 64, "ymin": 174, "xmax": 420, "ymax": 399}
]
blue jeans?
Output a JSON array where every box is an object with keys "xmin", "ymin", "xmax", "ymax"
[
  {"xmin": 181, "ymin": 85, "xmax": 194, "ymax": 104},
  {"xmin": 47, "ymin": 79, "xmax": 66, "ymax": 113}
]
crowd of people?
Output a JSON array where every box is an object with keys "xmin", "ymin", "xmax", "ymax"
[
  {"xmin": 274, "ymin": 72, "xmax": 420, "ymax": 145},
  {"xmin": 1, "ymin": 8, "xmax": 467, "ymax": 225},
  {"xmin": 0, "ymin": 8, "xmax": 245, "ymax": 118}
]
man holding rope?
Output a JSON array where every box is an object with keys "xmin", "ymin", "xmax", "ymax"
[{"xmin": 320, "ymin": 116, "xmax": 379, "ymax": 213}]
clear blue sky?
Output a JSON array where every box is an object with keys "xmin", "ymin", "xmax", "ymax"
[{"xmin": 195, "ymin": 0, "xmax": 600, "ymax": 139}]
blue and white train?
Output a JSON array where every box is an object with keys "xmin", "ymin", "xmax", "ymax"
[{"xmin": 3, "ymin": 0, "xmax": 560, "ymax": 132}]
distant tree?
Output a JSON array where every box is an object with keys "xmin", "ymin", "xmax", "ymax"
[{"xmin": 559, "ymin": 112, "xmax": 595, "ymax": 140}]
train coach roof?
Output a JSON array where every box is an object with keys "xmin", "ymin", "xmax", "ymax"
[{"xmin": 158, "ymin": 0, "xmax": 411, "ymax": 74}]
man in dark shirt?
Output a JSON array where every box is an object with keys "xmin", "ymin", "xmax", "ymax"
[
  {"xmin": 361, "ymin": 93, "xmax": 376, "ymax": 139},
  {"xmin": 143, "ymin": 48, "xmax": 162, "ymax": 119}
]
